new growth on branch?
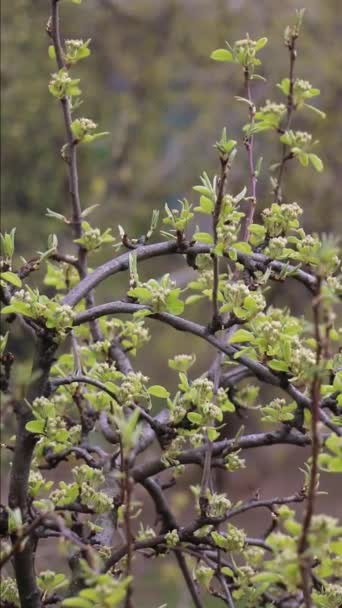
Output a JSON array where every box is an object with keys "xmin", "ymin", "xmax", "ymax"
[{"xmin": 0, "ymin": 4, "xmax": 341, "ymax": 608}]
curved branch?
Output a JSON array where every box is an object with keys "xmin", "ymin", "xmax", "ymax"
[
  {"xmin": 73, "ymin": 301, "xmax": 309, "ymax": 402},
  {"xmin": 132, "ymin": 430, "xmax": 312, "ymax": 482},
  {"xmin": 63, "ymin": 241, "xmax": 318, "ymax": 308},
  {"xmin": 73, "ymin": 300, "xmax": 342, "ymax": 439}
]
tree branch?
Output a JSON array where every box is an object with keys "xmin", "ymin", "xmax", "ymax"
[
  {"xmin": 63, "ymin": 241, "xmax": 318, "ymax": 308},
  {"xmin": 298, "ymin": 278, "xmax": 323, "ymax": 607}
]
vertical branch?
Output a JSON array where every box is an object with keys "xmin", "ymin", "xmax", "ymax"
[
  {"xmin": 298, "ymin": 277, "xmax": 322, "ymax": 608},
  {"xmin": 123, "ymin": 456, "xmax": 134, "ymax": 608},
  {"xmin": 199, "ymin": 352, "xmax": 224, "ymax": 515},
  {"xmin": 241, "ymin": 67, "xmax": 257, "ymax": 242},
  {"xmin": 142, "ymin": 479, "xmax": 204, "ymax": 608},
  {"xmin": 211, "ymin": 158, "xmax": 229, "ymax": 328},
  {"xmin": 49, "ymin": 0, "xmax": 102, "ymax": 344},
  {"xmin": 274, "ymin": 31, "xmax": 298, "ymax": 202},
  {"xmin": 8, "ymin": 335, "xmax": 58, "ymax": 608},
  {"xmin": 50, "ymin": 0, "xmax": 82, "ymax": 241},
  {"xmin": 202, "ymin": 154, "xmax": 230, "ymax": 515}
]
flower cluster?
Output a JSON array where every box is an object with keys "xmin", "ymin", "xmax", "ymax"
[
  {"xmin": 64, "ymin": 38, "xmax": 91, "ymax": 64},
  {"xmin": 262, "ymin": 202, "xmax": 303, "ymax": 237},
  {"xmin": 260, "ymin": 397, "xmax": 296, "ymax": 424},
  {"xmin": 105, "ymin": 318, "xmax": 150, "ymax": 356},
  {"xmin": 2, "ymin": 288, "xmax": 75, "ymax": 335},
  {"xmin": 116, "ymin": 371, "xmax": 149, "ymax": 407},
  {"xmin": 128, "ymin": 273, "xmax": 184, "ymax": 315},
  {"xmin": 211, "ymin": 35, "xmax": 268, "ymax": 73},
  {"xmin": 0, "ymin": 577, "xmax": 20, "ymax": 607},
  {"xmin": 165, "ymin": 529, "xmax": 180, "ymax": 548},
  {"xmin": 212, "ymin": 523, "xmax": 246, "ymax": 552},
  {"xmin": 48, "ymin": 68, "xmax": 81, "ymax": 99},
  {"xmin": 220, "ymin": 280, "xmax": 266, "ymax": 319},
  {"xmin": 192, "ymin": 486, "xmax": 232, "ymax": 518},
  {"xmin": 74, "ymin": 221, "xmax": 115, "ymax": 251}
]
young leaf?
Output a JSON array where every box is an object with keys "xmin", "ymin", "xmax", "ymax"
[
  {"xmin": 229, "ymin": 330, "xmax": 254, "ymax": 344},
  {"xmin": 210, "ymin": 49, "xmax": 233, "ymax": 62},
  {"xmin": 148, "ymin": 385, "xmax": 170, "ymax": 399},
  {"xmin": 309, "ymin": 153, "xmax": 324, "ymax": 172},
  {"xmin": 26, "ymin": 420, "xmax": 46, "ymax": 435},
  {"xmin": 1, "ymin": 272, "xmax": 22, "ymax": 288}
]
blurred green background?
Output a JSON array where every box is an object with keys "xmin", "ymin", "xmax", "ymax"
[
  {"xmin": 1, "ymin": 1, "xmax": 342, "ymax": 606},
  {"xmin": 2, "ymin": 0, "xmax": 342, "ymax": 254}
]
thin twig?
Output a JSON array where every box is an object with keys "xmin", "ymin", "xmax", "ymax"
[
  {"xmin": 72, "ymin": 300, "xmax": 341, "ymax": 433},
  {"xmin": 241, "ymin": 67, "xmax": 257, "ymax": 242},
  {"xmin": 50, "ymin": 0, "xmax": 102, "ymax": 344},
  {"xmin": 274, "ymin": 31, "xmax": 298, "ymax": 202},
  {"xmin": 123, "ymin": 456, "xmax": 134, "ymax": 608},
  {"xmin": 298, "ymin": 278, "xmax": 323, "ymax": 608},
  {"xmin": 211, "ymin": 157, "xmax": 230, "ymax": 327},
  {"xmin": 62, "ymin": 241, "xmax": 318, "ymax": 308},
  {"xmin": 142, "ymin": 479, "xmax": 204, "ymax": 608},
  {"xmin": 0, "ymin": 514, "xmax": 45, "ymax": 570},
  {"xmin": 199, "ymin": 352, "xmax": 224, "ymax": 514}
]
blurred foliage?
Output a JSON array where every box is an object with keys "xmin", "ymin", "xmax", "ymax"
[
  {"xmin": 2, "ymin": 0, "xmax": 342, "ymax": 257},
  {"xmin": 1, "ymin": 4, "xmax": 342, "ymax": 605}
]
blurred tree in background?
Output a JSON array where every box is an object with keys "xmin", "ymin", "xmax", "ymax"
[
  {"xmin": 2, "ymin": 0, "xmax": 342, "ymax": 257},
  {"xmin": 1, "ymin": 4, "xmax": 342, "ymax": 605}
]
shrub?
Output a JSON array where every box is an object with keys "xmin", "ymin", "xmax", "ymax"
[{"xmin": 0, "ymin": 3, "xmax": 341, "ymax": 608}]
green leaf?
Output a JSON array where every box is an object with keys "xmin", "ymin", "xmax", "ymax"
[
  {"xmin": 0, "ymin": 332, "xmax": 9, "ymax": 355},
  {"xmin": 221, "ymin": 566, "xmax": 234, "ymax": 578},
  {"xmin": 46, "ymin": 208, "xmax": 67, "ymax": 222},
  {"xmin": 255, "ymin": 37, "xmax": 268, "ymax": 51},
  {"xmin": 195, "ymin": 196, "xmax": 214, "ymax": 214},
  {"xmin": 268, "ymin": 359, "xmax": 289, "ymax": 372},
  {"xmin": 331, "ymin": 539, "xmax": 342, "ymax": 555},
  {"xmin": 83, "ymin": 132, "xmax": 110, "ymax": 144},
  {"xmin": 185, "ymin": 294, "xmax": 204, "ymax": 305},
  {"xmin": 228, "ymin": 248, "xmax": 237, "ymax": 261},
  {"xmin": 252, "ymin": 572, "xmax": 281, "ymax": 585},
  {"xmin": 48, "ymin": 45, "xmax": 56, "ymax": 59},
  {"xmin": 128, "ymin": 287, "xmax": 151, "ymax": 301},
  {"xmin": 248, "ymin": 224, "xmax": 266, "ymax": 236},
  {"xmin": 192, "ymin": 232, "xmax": 213, "ymax": 244},
  {"xmin": 193, "ymin": 186, "xmax": 211, "ymax": 196},
  {"xmin": 211, "ymin": 531, "xmax": 227, "ymax": 549},
  {"xmin": 187, "ymin": 412, "xmax": 202, "ymax": 425},
  {"xmin": 309, "ymin": 153, "xmax": 324, "ymax": 172},
  {"xmin": 304, "ymin": 103, "xmax": 326, "ymax": 119},
  {"xmin": 277, "ymin": 78, "xmax": 290, "ymax": 96},
  {"xmin": 26, "ymin": 420, "xmax": 46, "ymax": 435},
  {"xmin": 1, "ymin": 272, "xmax": 22, "ymax": 287},
  {"xmin": 229, "ymin": 330, "xmax": 254, "ymax": 344},
  {"xmin": 234, "ymin": 242, "xmax": 252, "ymax": 254},
  {"xmin": 81, "ymin": 204, "xmax": 100, "ymax": 218},
  {"xmin": 298, "ymin": 152, "xmax": 309, "ymax": 167},
  {"xmin": 1, "ymin": 302, "xmax": 35, "ymax": 317},
  {"xmin": 207, "ymin": 427, "xmax": 219, "ymax": 441},
  {"xmin": 63, "ymin": 600, "xmax": 93, "ymax": 608},
  {"xmin": 122, "ymin": 409, "xmax": 140, "ymax": 449},
  {"xmin": 1, "ymin": 228, "xmax": 16, "ymax": 258},
  {"xmin": 251, "ymin": 74, "xmax": 267, "ymax": 81},
  {"xmin": 148, "ymin": 385, "xmax": 170, "ymax": 398},
  {"xmin": 210, "ymin": 49, "xmax": 233, "ymax": 62},
  {"xmin": 165, "ymin": 295, "xmax": 184, "ymax": 315}
]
